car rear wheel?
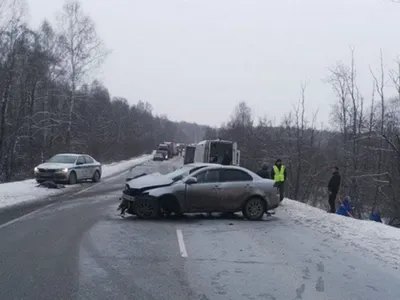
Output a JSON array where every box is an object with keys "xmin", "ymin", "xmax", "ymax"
[
  {"xmin": 92, "ymin": 170, "xmax": 101, "ymax": 182},
  {"xmin": 135, "ymin": 196, "xmax": 160, "ymax": 219},
  {"xmin": 242, "ymin": 197, "xmax": 266, "ymax": 220},
  {"xmin": 68, "ymin": 171, "xmax": 77, "ymax": 185}
]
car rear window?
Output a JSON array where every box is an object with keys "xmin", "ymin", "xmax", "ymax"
[
  {"xmin": 85, "ymin": 156, "xmax": 94, "ymax": 163},
  {"xmin": 220, "ymin": 169, "xmax": 253, "ymax": 182}
]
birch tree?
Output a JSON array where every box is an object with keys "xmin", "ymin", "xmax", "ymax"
[{"xmin": 57, "ymin": 0, "xmax": 108, "ymax": 151}]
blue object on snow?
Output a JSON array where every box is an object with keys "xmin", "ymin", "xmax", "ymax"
[
  {"xmin": 336, "ymin": 196, "xmax": 352, "ymax": 217},
  {"xmin": 370, "ymin": 211, "xmax": 382, "ymax": 223}
]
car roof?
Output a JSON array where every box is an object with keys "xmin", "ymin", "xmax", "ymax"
[
  {"xmin": 186, "ymin": 163, "xmax": 220, "ymax": 168},
  {"xmin": 195, "ymin": 164, "xmax": 258, "ymax": 174},
  {"xmin": 54, "ymin": 153, "xmax": 91, "ymax": 157},
  {"xmin": 206, "ymin": 165, "xmax": 249, "ymax": 171}
]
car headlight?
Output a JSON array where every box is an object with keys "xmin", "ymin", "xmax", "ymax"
[
  {"xmin": 61, "ymin": 168, "xmax": 68, "ymax": 173},
  {"xmin": 34, "ymin": 167, "xmax": 38, "ymax": 173},
  {"xmin": 124, "ymin": 184, "xmax": 129, "ymax": 191}
]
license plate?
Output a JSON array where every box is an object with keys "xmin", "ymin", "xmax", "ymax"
[{"xmin": 123, "ymin": 194, "xmax": 135, "ymax": 201}]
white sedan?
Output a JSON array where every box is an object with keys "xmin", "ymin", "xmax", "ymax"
[{"xmin": 34, "ymin": 153, "xmax": 102, "ymax": 184}]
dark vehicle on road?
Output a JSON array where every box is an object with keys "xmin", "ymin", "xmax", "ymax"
[
  {"xmin": 157, "ymin": 144, "xmax": 170, "ymax": 159},
  {"xmin": 163, "ymin": 141, "xmax": 175, "ymax": 158},
  {"xmin": 34, "ymin": 153, "xmax": 102, "ymax": 184},
  {"xmin": 119, "ymin": 163, "xmax": 279, "ymax": 220},
  {"xmin": 153, "ymin": 152, "xmax": 165, "ymax": 161}
]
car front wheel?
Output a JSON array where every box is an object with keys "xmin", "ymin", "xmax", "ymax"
[
  {"xmin": 135, "ymin": 196, "xmax": 160, "ymax": 219},
  {"xmin": 242, "ymin": 197, "xmax": 266, "ymax": 220},
  {"xmin": 92, "ymin": 170, "xmax": 101, "ymax": 182},
  {"xmin": 68, "ymin": 171, "xmax": 77, "ymax": 185}
]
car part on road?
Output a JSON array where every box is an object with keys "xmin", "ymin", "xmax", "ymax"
[{"xmin": 242, "ymin": 197, "xmax": 266, "ymax": 220}]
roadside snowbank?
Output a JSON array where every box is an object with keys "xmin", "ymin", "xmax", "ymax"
[
  {"xmin": 0, "ymin": 154, "xmax": 153, "ymax": 210},
  {"xmin": 101, "ymin": 154, "xmax": 153, "ymax": 178},
  {"xmin": 281, "ymin": 199, "xmax": 400, "ymax": 270}
]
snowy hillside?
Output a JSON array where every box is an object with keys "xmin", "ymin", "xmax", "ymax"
[{"xmin": 280, "ymin": 199, "xmax": 400, "ymax": 271}]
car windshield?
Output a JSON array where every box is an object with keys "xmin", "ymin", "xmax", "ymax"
[
  {"xmin": 165, "ymin": 165, "xmax": 204, "ymax": 182},
  {"xmin": 47, "ymin": 155, "xmax": 77, "ymax": 164}
]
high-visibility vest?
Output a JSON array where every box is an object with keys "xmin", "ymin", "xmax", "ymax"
[{"xmin": 273, "ymin": 165, "xmax": 285, "ymax": 182}]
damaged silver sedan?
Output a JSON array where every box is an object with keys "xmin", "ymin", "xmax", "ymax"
[{"xmin": 118, "ymin": 163, "xmax": 279, "ymax": 220}]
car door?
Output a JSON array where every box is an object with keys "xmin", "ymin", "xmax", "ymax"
[
  {"xmin": 84, "ymin": 155, "xmax": 95, "ymax": 178},
  {"xmin": 218, "ymin": 168, "xmax": 254, "ymax": 211},
  {"xmin": 75, "ymin": 156, "xmax": 87, "ymax": 180},
  {"xmin": 185, "ymin": 168, "xmax": 222, "ymax": 212}
]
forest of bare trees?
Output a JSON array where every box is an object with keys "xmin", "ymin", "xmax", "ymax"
[
  {"xmin": 1, "ymin": 1, "xmax": 399, "ymax": 225},
  {"xmin": 0, "ymin": 0, "xmax": 207, "ymax": 182},
  {"xmin": 205, "ymin": 50, "xmax": 400, "ymax": 225}
]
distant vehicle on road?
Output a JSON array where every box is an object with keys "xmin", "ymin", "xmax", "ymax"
[
  {"xmin": 194, "ymin": 139, "xmax": 241, "ymax": 166},
  {"xmin": 119, "ymin": 163, "xmax": 279, "ymax": 220},
  {"xmin": 157, "ymin": 144, "xmax": 170, "ymax": 159},
  {"xmin": 34, "ymin": 153, "xmax": 102, "ymax": 184},
  {"xmin": 163, "ymin": 141, "xmax": 175, "ymax": 158},
  {"xmin": 153, "ymin": 152, "xmax": 165, "ymax": 161}
]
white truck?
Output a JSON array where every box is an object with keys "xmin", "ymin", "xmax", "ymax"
[{"xmin": 193, "ymin": 139, "xmax": 241, "ymax": 165}]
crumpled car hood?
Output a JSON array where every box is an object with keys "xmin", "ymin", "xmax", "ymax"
[{"xmin": 126, "ymin": 173, "xmax": 173, "ymax": 189}]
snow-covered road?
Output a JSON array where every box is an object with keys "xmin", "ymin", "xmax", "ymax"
[
  {"xmin": 0, "ymin": 157, "xmax": 399, "ymax": 300},
  {"xmin": 0, "ymin": 153, "xmax": 153, "ymax": 210}
]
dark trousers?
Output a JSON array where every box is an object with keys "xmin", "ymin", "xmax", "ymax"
[
  {"xmin": 328, "ymin": 192, "xmax": 337, "ymax": 213},
  {"xmin": 276, "ymin": 182, "xmax": 285, "ymax": 202}
]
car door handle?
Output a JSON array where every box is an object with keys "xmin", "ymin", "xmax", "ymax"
[
  {"xmin": 245, "ymin": 184, "xmax": 252, "ymax": 188},
  {"xmin": 213, "ymin": 185, "xmax": 221, "ymax": 189}
]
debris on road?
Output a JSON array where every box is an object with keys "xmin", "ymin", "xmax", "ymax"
[{"xmin": 36, "ymin": 181, "xmax": 65, "ymax": 189}]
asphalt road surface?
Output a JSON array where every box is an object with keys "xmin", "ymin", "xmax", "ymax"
[{"xmin": 0, "ymin": 157, "xmax": 399, "ymax": 300}]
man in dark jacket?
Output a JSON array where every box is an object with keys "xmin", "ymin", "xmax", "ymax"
[
  {"xmin": 328, "ymin": 166, "xmax": 341, "ymax": 213},
  {"xmin": 257, "ymin": 163, "xmax": 270, "ymax": 179},
  {"xmin": 271, "ymin": 159, "xmax": 286, "ymax": 201}
]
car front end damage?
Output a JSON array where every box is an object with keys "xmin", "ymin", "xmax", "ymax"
[{"xmin": 118, "ymin": 182, "xmax": 174, "ymax": 217}]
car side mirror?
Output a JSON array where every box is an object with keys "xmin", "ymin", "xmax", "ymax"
[
  {"xmin": 185, "ymin": 177, "xmax": 197, "ymax": 184},
  {"xmin": 76, "ymin": 161, "xmax": 83, "ymax": 165}
]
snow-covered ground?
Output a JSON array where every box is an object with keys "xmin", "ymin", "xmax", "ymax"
[
  {"xmin": 281, "ymin": 199, "xmax": 400, "ymax": 270},
  {"xmin": 0, "ymin": 154, "xmax": 153, "ymax": 210}
]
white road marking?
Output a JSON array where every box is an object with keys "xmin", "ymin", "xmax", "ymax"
[
  {"xmin": 176, "ymin": 229, "xmax": 188, "ymax": 258},
  {"xmin": 0, "ymin": 167, "xmax": 139, "ymax": 229},
  {"xmin": 71, "ymin": 183, "xmax": 100, "ymax": 196},
  {"xmin": 71, "ymin": 170, "xmax": 131, "ymax": 196},
  {"xmin": 0, "ymin": 204, "xmax": 54, "ymax": 230}
]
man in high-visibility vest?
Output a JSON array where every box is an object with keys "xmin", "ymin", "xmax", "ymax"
[{"xmin": 271, "ymin": 159, "xmax": 286, "ymax": 202}]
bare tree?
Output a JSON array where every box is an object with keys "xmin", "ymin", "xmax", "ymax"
[
  {"xmin": 327, "ymin": 62, "xmax": 350, "ymax": 196},
  {"xmin": 370, "ymin": 49, "xmax": 387, "ymax": 211},
  {"xmin": 57, "ymin": 0, "xmax": 108, "ymax": 151}
]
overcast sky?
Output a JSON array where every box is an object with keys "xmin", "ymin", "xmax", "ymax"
[{"xmin": 26, "ymin": 0, "xmax": 400, "ymax": 127}]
